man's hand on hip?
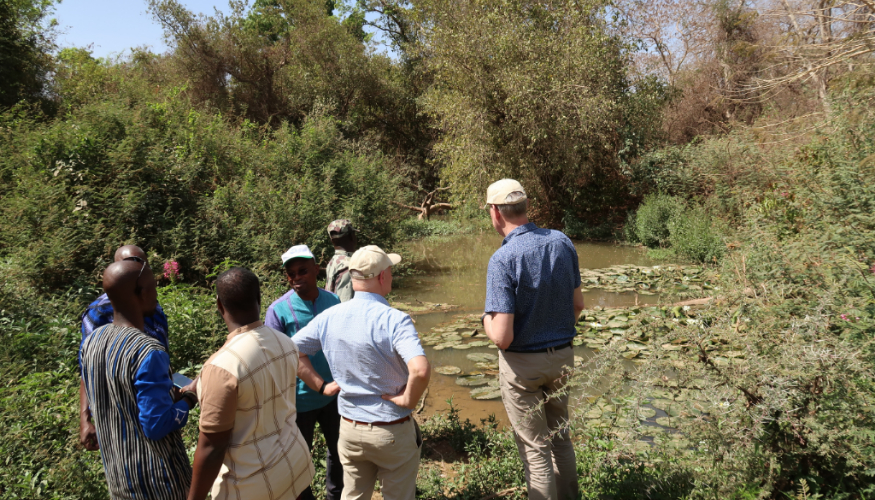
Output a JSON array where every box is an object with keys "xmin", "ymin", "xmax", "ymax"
[
  {"xmin": 382, "ymin": 386, "xmax": 415, "ymax": 409},
  {"xmin": 322, "ymin": 381, "xmax": 341, "ymax": 397}
]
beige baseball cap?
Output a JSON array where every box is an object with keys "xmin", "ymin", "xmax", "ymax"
[
  {"xmin": 348, "ymin": 245, "xmax": 402, "ymax": 279},
  {"xmin": 484, "ymin": 179, "xmax": 527, "ymax": 206}
]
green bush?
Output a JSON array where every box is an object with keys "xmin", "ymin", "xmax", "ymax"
[
  {"xmin": 633, "ymin": 194, "xmax": 685, "ymax": 248},
  {"xmin": 668, "ymin": 205, "xmax": 725, "ymax": 264}
]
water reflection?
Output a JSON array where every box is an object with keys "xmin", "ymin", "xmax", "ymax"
[{"xmin": 392, "ymin": 230, "xmax": 659, "ymax": 424}]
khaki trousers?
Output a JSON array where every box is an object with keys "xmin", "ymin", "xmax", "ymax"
[
  {"xmin": 337, "ymin": 417, "xmax": 420, "ymax": 500},
  {"xmin": 499, "ymin": 347, "xmax": 578, "ymax": 500}
]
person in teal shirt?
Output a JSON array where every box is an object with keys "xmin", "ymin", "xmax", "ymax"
[{"xmin": 264, "ymin": 244, "xmax": 343, "ymax": 500}]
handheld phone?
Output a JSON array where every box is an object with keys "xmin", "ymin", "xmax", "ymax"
[{"xmin": 172, "ymin": 373, "xmax": 194, "ymax": 389}]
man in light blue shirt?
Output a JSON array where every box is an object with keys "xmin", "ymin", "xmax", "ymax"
[
  {"xmin": 294, "ymin": 245, "xmax": 430, "ymax": 500},
  {"xmin": 264, "ymin": 244, "xmax": 343, "ymax": 500}
]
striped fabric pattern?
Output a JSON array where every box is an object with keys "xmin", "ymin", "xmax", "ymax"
[{"xmin": 81, "ymin": 324, "xmax": 192, "ymax": 500}]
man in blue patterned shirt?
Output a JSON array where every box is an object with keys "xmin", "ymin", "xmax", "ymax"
[
  {"xmin": 481, "ymin": 179, "xmax": 586, "ymax": 500},
  {"xmin": 78, "ymin": 245, "xmax": 170, "ymax": 451},
  {"xmin": 294, "ymin": 245, "xmax": 430, "ymax": 500}
]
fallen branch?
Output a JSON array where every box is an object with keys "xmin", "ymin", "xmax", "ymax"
[{"xmin": 416, "ymin": 387, "xmax": 429, "ymax": 414}]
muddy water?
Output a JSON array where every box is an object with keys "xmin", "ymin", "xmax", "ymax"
[{"xmin": 392, "ymin": 230, "xmax": 658, "ymax": 424}]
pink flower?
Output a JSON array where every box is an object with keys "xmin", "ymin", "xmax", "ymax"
[
  {"xmin": 163, "ymin": 261, "xmax": 181, "ymax": 281},
  {"xmin": 840, "ymin": 314, "xmax": 849, "ymax": 321}
]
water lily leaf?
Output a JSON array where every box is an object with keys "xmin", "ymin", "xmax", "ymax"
[
  {"xmin": 466, "ymin": 353, "xmax": 498, "ymax": 363},
  {"xmin": 637, "ymin": 407, "xmax": 657, "ymax": 419},
  {"xmin": 455, "ymin": 375, "xmax": 490, "ymax": 387},
  {"xmin": 451, "ymin": 344, "xmax": 472, "ymax": 350},
  {"xmin": 584, "ymin": 408, "xmax": 603, "ymax": 419},
  {"xmin": 626, "ymin": 342, "xmax": 648, "ymax": 351},
  {"xmin": 435, "ymin": 366, "xmax": 462, "ymax": 375},
  {"xmin": 655, "ymin": 417, "xmax": 675, "ymax": 428},
  {"xmin": 441, "ymin": 334, "xmax": 462, "ymax": 342},
  {"xmin": 661, "ymin": 343, "xmax": 685, "ymax": 351},
  {"xmin": 475, "ymin": 362, "xmax": 498, "ymax": 370},
  {"xmin": 622, "ymin": 351, "xmax": 639, "ymax": 359},
  {"xmin": 470, "ymin": 386, "xmax": 502, "ymax": 400},
  {"xmin": 466, "ymin": 340, "xmax": 491, "ymax": 347}
]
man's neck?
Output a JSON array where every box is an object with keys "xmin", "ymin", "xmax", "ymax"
[
  {"xmin": 351, "ymin": 286, "xmax": 386, "ymax": 297},
  {"xmin": 112, "ymin": 309, "xmax": 145, "ymax": 331},
  {"xmin": 296, "ymin": 288, "xmax": 319, "ymax": 302},
  {"xmin": 500, "ymin": 217, "xmax": 529, "ymax": 237},
  {"xmin": 225, "ymin": 315, "xmax": 260, "ymax": 334}
]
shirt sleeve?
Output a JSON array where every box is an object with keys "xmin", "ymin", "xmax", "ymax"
[
  {"xmin": 198, "ymin": 364, "xmax": 238, "ymax": 433},
  {"xmin": 294, "ymin": 320, "xmax": 323, "ymax": 356},
  {"xmin": 391, "ymin": 313, "xmax": 426, "ymax": 364},
  {"xmin": 133, "ymin": 350, "xmax": 190, "ymax": 440},
  {"xmin": 79, "ymin": 302, "xmax": 113, "ymax": 372},
  {"xmin": 264, "ymin": 303, "xmax": 285, "ymax": 333},
  {"xmin": 568, "ymin": 239, "xmax": 582, "ymax": 288},
  {"xmin": 484, "ymin": 255, "xmax": 516, "ymax": 314}
]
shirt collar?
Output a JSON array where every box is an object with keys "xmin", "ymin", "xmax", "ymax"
[
  {"xmin": 502, "ymin": 222, "xmax": 538, "ymax": 245},
  {"xmin": 228, "ymin": 320, "xmax": 263, "ymax": 340},
  {"xmin": 353, "ymin": 291, "xmax": 390, "ymax": 306},
  {"xmin": 334, "ymin": 249, "xmax": 353, "ymax": 257}
]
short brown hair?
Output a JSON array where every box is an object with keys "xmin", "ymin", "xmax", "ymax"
[{"xmin": 496, "ymin": 199, "xmax": 528, "ymax": 218}]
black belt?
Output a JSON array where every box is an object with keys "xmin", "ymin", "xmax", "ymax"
[{"xmin": 504, "ymin": 341, "xmax": 573, "ymax": 354}]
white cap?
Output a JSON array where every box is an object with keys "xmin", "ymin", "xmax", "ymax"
[
  {"xmin": 485, "ymin": 179, "xmax": 527, "ymax": 206},
  {"xmin": 348, "ymin": 245, "xmax": 402, "ymax": 279},
  {"xmin": 281, "ymin": 244, "xmax": 315, "ymax": 266}
]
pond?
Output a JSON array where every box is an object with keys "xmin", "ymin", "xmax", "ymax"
[{"xmin": 391, "ymin": 230, "xmax": 660, "ymax": 425}]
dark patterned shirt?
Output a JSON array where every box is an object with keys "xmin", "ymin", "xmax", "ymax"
[
  {"xmin": 81, "ymin": 324, "xmax": 192, "ymax": 500},
  {"xmin": 485, "ymin": 222, "xmax": 582, "ymax": 351},
  {"xmin": 79, "ymin": 293, "xmax": 169, "ymax": 370}
]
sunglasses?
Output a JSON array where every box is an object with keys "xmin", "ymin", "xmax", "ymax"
[
  {"xmin": 124, "ymin": 257, "xmax": 148, "ymax": 293},
  {"xmin": 285, "ymin": 266, "xmax": 311, "ymax": 279}
]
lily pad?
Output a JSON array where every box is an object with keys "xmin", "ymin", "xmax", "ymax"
[
  {"xmin": 466, "ymin": 340, "xmax": 491, "ymax": 347},
  {"xmin": 451, "ymin": 344, "xmax": 473, "ymax": 350},
  {"xmin": 470, "ymin": 386, "xmax": 502, "ymax": 400},
  {"xmin": 637, "ymin": 407, "xmax": 657, "ymax": 419},
  {"xmin": 655, "ymin": 417, "xmax": 675, "ymax": 427},
  {"xmin": 466, "ymin": 353, "xmax": 498, "ymax": 363},
  {"xmin": 435, "ymin": 366, "xmax": 461, "ymax": 376},
  {"xmin": 455, "ymin": 375, "xmax": 490, "ymax": 387}
]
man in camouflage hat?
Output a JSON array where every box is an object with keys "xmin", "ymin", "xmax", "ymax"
[{"xmin": 325, "ymin": 219, "xmax": 358, "ymax": 302}]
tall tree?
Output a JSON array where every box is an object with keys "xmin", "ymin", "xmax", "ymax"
[
  {"xmin": 415, "ymin": 0, "xmax": 666, "ymax": 224},
  {"xmin": 0, "ymin": 0, "xmax": 56, "ymax": 110}
]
